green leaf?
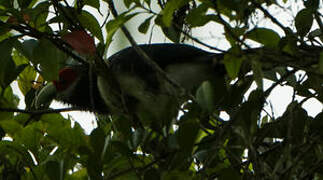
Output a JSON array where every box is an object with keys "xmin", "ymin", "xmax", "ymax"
[
  {"xmin": 29, "ymin": 1, "xmax": 50, "ymax": 31},
  {"xmin": 246, "ymin": 28, "xmax": 280, "ymax": 48},
  {"xmin": 155, "ymin": 14, "xmax": 182, "ymax": 42},
  {"xmin": 78, "ymin": 10, "xmax": 104, "ymax": 42},
  {"xmin": 223, "ymin": 76, "xmax": 253, "ymax": 110},
  {"xmin": 104, "ymin": 155, "xmax": 135, "ymax": 178},
  {"xmin": 0, "ymin": 120, "xmax": 22, "ymax": 137},
  {"xmin": 143, "ymin": 0, "xmax": 151, "ymax": 7},
  {"xmin": 196, "ymin": 81, "xmax": 215, "ymax": 113},
  {"xmin": 16, "ymin": 39, "xmax": 39, "ymax": 61},
  {"xmin": 0, "ymin": 0, "xmax": 13, "ymax": 8},
  {"xmin": 46, "ymin": 161, "xmax": 64, "ymax": 180},
  {"xmin": 177, "ymin": 120, "xmax": 200, "ymax": 155},
  {"xmin": 123, "ymin": 0, "xmax": 140, "ymax": 8},
  {"xmin": 162, "ymin": 170, "xmax": 193, "ymax": 180},
  {"xmin": 41, "ymin": 114, "xmax": 86, "ymax": 150},
  {"xmin": 310, "ymin": 112, "xmax": 323, "ymax": 135},
  {"xmin": 14, "ymin": 113, "xmax": 31, "ymax": 125},
  {"xmin": 218, "ymin": 168, "xmax": 241, "ymax": 180},
  {"xmin": 280, "ymin": 34, "xmax": 298, "ymax": 55},
  {"xmin": 0, "ymin": 141, "xmax": 34, "ymax": 166},
  {"xmin": 138, "ymin": 16, "xmax": 153, "ymax": 34},
  {"xmin": 0, "ymin": 56, "xmax": 15, "ymax": 88},
  {"xmin": 0, "ymin": 38, "xmax": 16, "ymax": 88},
  {"xmin": 144, "ymin": 168, "xmax": 160, "ymax": 180},
  {"xmin": 186, "ymin": 4, "xmax": 207, "ymax": 25},
  {"xmin": 284, "ymin": 102, "xmax": 308, "ymax": 145},
  {"xmin": 0, "ymin": 86, "xmax": 19, "ymax": 120},
  {"xmin": 17, "ymin": 65, "xmax": 36, "ymax": 95},
  {"xmin": 84, "ymin": 0, "xmax": 100, "ymax": 9},
  {"xmin": 218, "ymin": 0, "xmax": 239, "ymax": 10},
  {"xmin": 68, "ymin": 168, "xmax": 88, "ymax": 179},
  {"xmin": 308, "ymin": 28, "xmax": 323, "ymax": 40},
  {"xmin": 224, "ymin": 27, "xmax": 248, "ymax": 47},
  {"xmin": 295, "ymin": 8, "xmax": 313, "ymax": 37},
  {"xmin": 161, "ymin": 24, "xmax": 181, "ymax": 43},
  {"xmin": 123, "ymin": 0, "xmax": 132, "ymax": 8},
  {"xmin": 319, "ymin": 52, "xmax": 323, "ymax": 74},
  {"xmin": 113, "ymin": 115, "xmax": 132, "ymax": 139},
  {"xmin": 223, "ymin": 47, "xmax": 244, "ymax": 79},
  {"xmin": 162, "ymin": 0, "xmax": 191, "ymax": 27},
  {"xmin": 110, "ymin": 141, "xmax": 133, "ymax": 157},
  {"xmin": 233, "ymin": 90, "xmax": 264, "ymax": 138},
  {"xmin": 186, "ymin": 4, "xmax": 218, "ymax": 27},
  {"xmin": 304, "ymin": 0, "xmax": 319, "ymax": 10},
  {"xmin": 90, "ymin": 128, "xmax": 106, "ymax": 155},
  {"xmin": 0, "ymin": 25, "xmax": 12, "ymax": 42},
  {"xmin": 251, "ymin": 60, "xmax": 263, "ymax": 90},
  {"xmin": 105, "ymin": 12, "xmax": 138, "ymax": 47},
  {"xmin": 32, "ymin": 38, "xmax": 67, "ymax": 81},
  {"xmin": 17, "ymin": 0, "xmax": 32, "ymax": 9},
  {"xmin": 12, "ymin": 51, "xmax": 37, "ymax": 95},
  {"xmin": 0, "ymin": 126, "xmax": 4, "ymax": 139},
  {"xmin": 15, "ymin": 122, "xmax": 43, "ymax": 154},
  {"xmin": 0, "ymin": 43, "xmax": 29, "ymax": 89},
  {"xmin": 302, "ymin": 74, "xmax": 322, "ymax": 93},
  {"xmin": 131, "ymin": 128, "xmax": 144, "ymax": 149}
]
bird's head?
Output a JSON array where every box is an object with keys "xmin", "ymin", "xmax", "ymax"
[
  {"xmin": 35, "ymin": 66, "xmax": 93, "ymax": 110},
  {"xmin": 52, "ymin": 67, "xmax": 79, "ymax": 92}
]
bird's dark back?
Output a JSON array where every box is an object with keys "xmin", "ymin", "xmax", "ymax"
[{"xmin": 108, "ymin": 43, "xmax": 214, "ymax": 69}]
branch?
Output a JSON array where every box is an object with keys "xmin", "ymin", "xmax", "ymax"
[
  {"xmin": 173, "ymin": 23, "xmax": 226, "ymax": 53},
  {"xmin": 314, "ymin": 12, "xmax": 323, "ymax": 31},
  {"xmin": 0, "ymin": 107, "xmax": 80, "ymax": 115},
  {"xmin": 213, "ymin": 5, "xmax": 251, "ymax": 49},
  {"xmin": 6, "ymin": 22, "xmax": 88, "ymax": 65},
  {"xmin": 264, "ymin": 69, "xmax": 297, "ymax": 97},
  {"xmin": 51, "ymin": 0, "xmax": 82, "ymax": 30},
  {"xmin": 251, "ymin": 1, "xmax": 289, "ymax": 35},
  {"xmin": 244, "ymin": 48, "xmax": 323, "ymax": 78},
  {"xmin": 106, "ymin": 153, "xmax": 170, "ymax": 180}
]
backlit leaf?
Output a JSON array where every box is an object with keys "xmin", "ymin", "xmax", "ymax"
[{"xmin": 295, "ymin": 8, "xmax": 313, "ymax": 37}]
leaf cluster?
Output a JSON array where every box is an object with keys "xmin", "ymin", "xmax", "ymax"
[{"xmin": 0, "ymin": 0, "xmax": 322, "ymax": 179}]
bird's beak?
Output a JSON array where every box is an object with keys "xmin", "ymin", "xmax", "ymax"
[{"xmin": 35, "ymin": 82, "xmax": 57, "ymax": 109}]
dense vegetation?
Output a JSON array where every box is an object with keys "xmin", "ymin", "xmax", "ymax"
[{"xmin": 0, "ymin": 0, "xmax": 322, "ymax": 179}]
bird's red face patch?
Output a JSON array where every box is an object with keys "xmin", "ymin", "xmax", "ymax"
[{"xmin": 53, "ymin": 67, "xmax": 78, "ymax": 92}]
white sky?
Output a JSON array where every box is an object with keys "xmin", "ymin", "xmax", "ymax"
[{"xmin": 12, "ymin": 0, "xmax": 323, "ymax": 134}]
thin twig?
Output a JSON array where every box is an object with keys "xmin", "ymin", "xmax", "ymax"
[
  {"xmin": 264, "ymin": 69, "xmax": 297, "ymax": 98},
  {"xmin": 251, "ymin": 1, "xmax": 289, "ymax": 35},
  {"xmin": 214, "ymin": 7, "xmax": 251, "ymax": 49},
  {"xmin": 107, "ymin": 154, "xmax": 168, "ymax": 180},
  {"xmin": 6, "ymin": 22, "xmax": 88, "ymax": 65},
  {"xmin": 100, "ymin": 11, "xmax": 110, "ymax": 29},
  {"xmin": 0, "ymin": 107, "xmax": 81, "ymax": 115},
  {"xmin": 173, "ymin": 24, "xmax": 226, "ymax": 53},
  {"xmin": 314, "ymin": 12, "xmax": 323, "ymax": 31}
]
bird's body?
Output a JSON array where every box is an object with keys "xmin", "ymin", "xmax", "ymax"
[
  {"xmin": 37, "ymin": 44, "xmax": 224, "ymax": 126},
  {"xmin": 107, "ymin": 44, "xmax": 221, "ymax": 90}
]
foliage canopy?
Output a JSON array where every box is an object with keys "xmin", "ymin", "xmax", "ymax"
[{"xmin": 0, "ymin": 0, "xmax": 322, "ymax": 179}]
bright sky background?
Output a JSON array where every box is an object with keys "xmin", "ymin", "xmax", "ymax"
[{"xmin": 12, "ymin": 0, "xmax": 323, "ymax": 134}]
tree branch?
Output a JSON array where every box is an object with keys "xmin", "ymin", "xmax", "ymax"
[
  {"xmin": 0, "ymin": 107, "xmax": 81, "ymax": 115},
  {"xmin": 251, "ymin": 1, "xmax": 290, "ymax": 35},
  {"xmin": 106, "ymin": 153, "xmax": 170, "ymax": 180},
  {"xmin": 173, "ymin": 23, "xmax": 226, "ymax": 53},
  {"xmin": 5, "ymin": 22, "xmax": 89, "ymax": 65}
]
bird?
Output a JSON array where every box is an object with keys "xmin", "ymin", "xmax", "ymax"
[{"xmin": 36, "ymin": 43, "xmax": 225, "ymax": 127}]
